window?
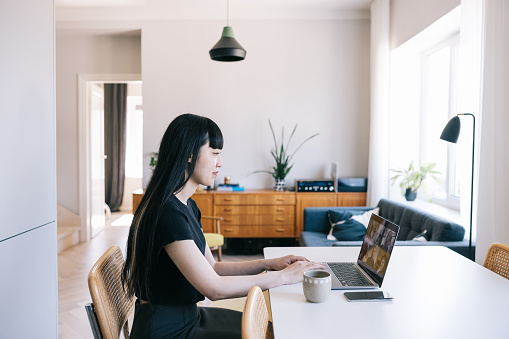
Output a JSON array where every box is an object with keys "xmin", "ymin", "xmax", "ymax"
[
  {"xmin": 420, "ymin": 34, "xmax": 460, "ymax": 209},
  {"xmin": 125, "ymin": 95, "xmax": 143, "ymax": 178}
]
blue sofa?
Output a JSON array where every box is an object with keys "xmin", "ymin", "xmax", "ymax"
[{"xmin": 299, "ymin": 198, "xmax": 473, "ymax": 259}]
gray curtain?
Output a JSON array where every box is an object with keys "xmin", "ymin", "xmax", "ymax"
[{"xmin": 104, "ymin": 83, "xmax": 127, "ymax": 212}]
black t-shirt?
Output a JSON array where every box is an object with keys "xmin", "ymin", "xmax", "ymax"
[{"xmin": 137, "ymin": 194, "xmax": 207, "ymax": 305}]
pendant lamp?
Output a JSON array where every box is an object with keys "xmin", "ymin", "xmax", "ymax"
[{"xmin": 209, "ymin": 0, "xmax": 246, "ymax": 62}]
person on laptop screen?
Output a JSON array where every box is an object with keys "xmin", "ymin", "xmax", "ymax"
[{"xmin": 359, "ymin": 216, "xmax": 398, "ymax": 279}]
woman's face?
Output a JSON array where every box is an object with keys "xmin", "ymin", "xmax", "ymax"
[{"xmin": 189, "ymin": 141, "xmax": 222, "ymax": 187}]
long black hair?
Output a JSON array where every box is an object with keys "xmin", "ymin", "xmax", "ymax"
[{"xmin": 122, "ymin": 113, "xmax": 223, "ymax": 299}]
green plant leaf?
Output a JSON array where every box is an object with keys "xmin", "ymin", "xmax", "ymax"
[{"xmin": 253, "ymin": 120, "xmax": 319, "ymax": 181}]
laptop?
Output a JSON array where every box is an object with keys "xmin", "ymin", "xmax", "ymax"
[{"xmin": 324, "ymin": 213, "xmax": 400, "ymax": 290}]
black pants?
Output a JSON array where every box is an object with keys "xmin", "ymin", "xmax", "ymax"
[{"xmin": 130, "ymin": 300, "xmax": 242, "ymax": 339}]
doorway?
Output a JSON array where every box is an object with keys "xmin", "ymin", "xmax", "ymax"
[{"xmin": 78, "ymin": 74, "xmax": 142, "ymax": 241}]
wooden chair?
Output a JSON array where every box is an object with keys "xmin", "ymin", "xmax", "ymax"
[
  {"xmin": 202, "ymin": 216, "xmax": 224, "ymax": 261},
  {"xmin": 85, "ymin": 245, "xmax": 134, "ymax": 339},
  {"xmin": 242, "ymin": 286, "xmax": 274, "ymax": 339},
  {"xmin": 483, "ymin": 242, "xmax": 509, "ymax": 280}
]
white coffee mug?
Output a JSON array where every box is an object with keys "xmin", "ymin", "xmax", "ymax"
[{"xmin": 303, "ymin": 270, "xmax": 331, "ymax": 303}]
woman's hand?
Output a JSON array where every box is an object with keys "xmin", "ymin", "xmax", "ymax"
[
  {"xmin": 267, "ymin": 255, "xmax": 311, "ymax": 271},
  {"xmin": 279, "ymin": 260, "xmax": 326, "ymax": 285}
]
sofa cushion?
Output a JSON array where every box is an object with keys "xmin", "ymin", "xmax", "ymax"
[
  {"xmin": 327, "ymin": 210, "xmax": 353, "ymax": 239},
  {"xmin": 328, "ymin": 208, "xmax": 380, "ymax": 241},
  {"xmin": 412, "ymin": 229, "xmax": 430, "ymax": 242},
  {"xmin": 331, "ymin": 218, "xmax": 366, "ymax": 241},
  {"xmin": 303, "ymin": 206, "xmax": 373, "ymax": 234},
  {"xmin": 328, "ymin": 211, "xmax": 366, "ymax": 241},
  {"xmin": 351, "ymin": 207, "xmax": 380, "ymax": 227},
  {"xmin": 299, "ymin": 231, "xmax": 337, "ymax": 247},
  {"xmin": 397, "ymin": 206, "xmax": 465, "ymax": 241},
  {"xmin": 377, "ymin": 199, "xmax": 405, "ymax": 225}
]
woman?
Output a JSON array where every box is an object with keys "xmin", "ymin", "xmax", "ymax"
[{"xmin": 122, "ymin": 113, "xmax": 324, "ymax": 339}]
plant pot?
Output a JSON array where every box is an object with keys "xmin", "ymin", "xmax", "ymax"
[
  {"xmin": 274, "ymin": 179, "xmax": 285, "ymax": 191},
  {"xmin": 405, "ymin": 188, "xmax": 417, "ymax": 201}
]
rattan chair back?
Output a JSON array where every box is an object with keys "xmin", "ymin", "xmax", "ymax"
[
  {"xmin": 242, "ymin": 286, "xmax": 274, "ymax": 339},
  {"xmin": 88, "ymin": 245, "xmax": 134, "ymax": 339},
  {"xmin": 483, "ymin": 242, "xmax": 509, "ymax": 280}
]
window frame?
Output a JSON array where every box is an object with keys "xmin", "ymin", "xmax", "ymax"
[{"xmin": 419, "ymin": 33, "xmax": 460, "ymax": 210}]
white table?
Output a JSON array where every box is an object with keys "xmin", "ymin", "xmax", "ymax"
[{"xmin": 264, "ymin": 246, "xmax": 509, "ymax": 339}]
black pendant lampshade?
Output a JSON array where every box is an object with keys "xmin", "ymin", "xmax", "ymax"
[
  {"xmin": 440, "ymin": 115, "xmax": 461, "ymax": 143},
  {"xmin": 209, "ymin": 26, "xmax": 246, "ymax": 62}
]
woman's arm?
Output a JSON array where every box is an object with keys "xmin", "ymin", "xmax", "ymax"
[
  {"xmin": 203, "ymin": 241, "xmax": 312, "ymax": 276},
  {"xmin": 165, "ymin": 240, "xmax": 323, "ymax": 301}
]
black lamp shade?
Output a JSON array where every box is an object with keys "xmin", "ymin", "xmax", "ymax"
[
  {"xmin": 440, "ymin": 116, "xmax": 461, "ymax": 143},
  {"xmin": 209, "ymin": 26, "xmax": 246, "ymax": 62}
]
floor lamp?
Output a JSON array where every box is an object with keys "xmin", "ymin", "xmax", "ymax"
[{"xmin": 440, "ymin": 113, "xmax": 475, "ymax": 261}]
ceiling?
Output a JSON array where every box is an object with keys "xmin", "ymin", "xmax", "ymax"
[{"xmin": 55, "ymin": 0, "xmax": 372, "ymax": 21}]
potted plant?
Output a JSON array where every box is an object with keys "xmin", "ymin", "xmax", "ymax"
[
  {"xmin": 149, "ymin": 152, "xmax": 158, "ymax": 171},
  {"xmin": 390, "ymin": 161, "xmax": 441, "ymax": 201},
  {"xmin": 254, "ymin": 120, "xmax": 318, "ymax": 191}
]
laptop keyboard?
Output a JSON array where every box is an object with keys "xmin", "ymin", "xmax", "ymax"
[{"xmin": 327, "ymin": 262, "xmax": 373, "ymax": 287}]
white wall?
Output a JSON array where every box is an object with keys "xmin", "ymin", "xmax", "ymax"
[
  {"xmin": 390, "ymin": 0, "xmax": 460, "ymax": 49},
  {"xmin": 0, "ymin": 0, "xmax": 57, "ymax": 336},
  {"xmin": 56, "ymin": 33, "xmax": 141, "ymax": 214},
  {"xmin": 142, "ymin": 19, "xmax": 371, "ymax": 189}
]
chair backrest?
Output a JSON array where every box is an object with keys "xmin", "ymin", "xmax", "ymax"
[
  {"xmin": 242, "ymin": 286, "xmax": 274, "ymax": 339},
  {"xmin": 88, "ymin": 245, "xmax": 134, "ymax": 339},
  {"xmin": 483, "ymin": 242, "xmax": 509, "ymax": 280}
]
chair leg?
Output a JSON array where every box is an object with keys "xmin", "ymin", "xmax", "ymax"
[
  {"xmin": 217, "ymin": 246, "xmax": 222, "ymax": 262},
  {"xmin": 85, "ymin": 303, "xmax": 103, "ymax": 339}
]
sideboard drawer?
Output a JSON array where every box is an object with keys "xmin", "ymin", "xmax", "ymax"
[
  {"xmin": 221, "ymin": 226, "xmax": 258, "ymax": 237},
  {"xmin": 220, "ymin": 225, "xmax": 295, "ymax": 238},
  {"xmin": 261, "ymin": 225, "xmax": 295, "ymax": 237},
  {"xmin": 216, "ymin": 205, "xmax": 295, "ymax": 216},
  {"xmin": 216, "ymin": 193, "xmax": 296, "ymax": 205},
  {"xmin": 221, "ymin": 215, "xmax": 295, "ymax": 226}
]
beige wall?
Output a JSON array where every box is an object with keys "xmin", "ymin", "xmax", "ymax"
[
  {"xmin": 56, "ymin": 33, "xmax": 141, "ymax": 214},
  {"xmin": 390, "ymin": 0, "xmax": 460, "ymax": 49},
  {"xmin": 56, "ymin": 18, "xmax": 371, "ymax": 213},
  {"xmin": 141, "ymin": 19, "xmax": 371, "ymax": 190}
]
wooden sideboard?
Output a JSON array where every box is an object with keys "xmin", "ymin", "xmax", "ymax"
[
  {"xmin": 132, "ymin": 189, "xmax": 366, "ymax": 239},
  {"xmin": 214, "ymin": 190, "xmax": 295, "ymax": 238}
]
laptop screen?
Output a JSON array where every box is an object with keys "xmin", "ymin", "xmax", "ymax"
[{"xmin": 357, "ymin": 214, "xmax": 400, "ymax": 285}]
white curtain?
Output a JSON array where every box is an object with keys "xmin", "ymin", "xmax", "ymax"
[
  {"xmin": 475, "ymin": 0, "xmax": 509, "ymax": 263},
  {"xmin": 367, "ymin": 0, "xmax": 391, "ymax": 206}
]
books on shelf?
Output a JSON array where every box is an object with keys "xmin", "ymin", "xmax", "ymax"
[{"xmin": 216, "ymin": 184, "xmax": 245, "ymax": 192}]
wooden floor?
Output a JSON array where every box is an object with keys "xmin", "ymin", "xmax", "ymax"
[{"xmin": 57, "ymin": 212, "xmax": 263, "ymax": 339}]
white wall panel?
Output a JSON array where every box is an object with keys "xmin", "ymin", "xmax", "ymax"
[
  {"xmin": 0, "ymin": 0, "xmax": 58, "ymax": 336},
  {"xmin": 0, "ymin": 223, "xmax": 58, "ymax": 338},
  {"xmin": 0, "ymin": 0, "xmax": 56, "ymax": 241}
]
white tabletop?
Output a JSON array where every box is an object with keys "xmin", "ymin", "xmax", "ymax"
[{"xmin": 264, "ymin": 246, "xmax": 509, "ymax": 339}]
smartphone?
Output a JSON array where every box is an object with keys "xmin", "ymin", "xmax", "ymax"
[{"xmin": 344, "ymin": 291, "xmax": 393, "ymax": 302}]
